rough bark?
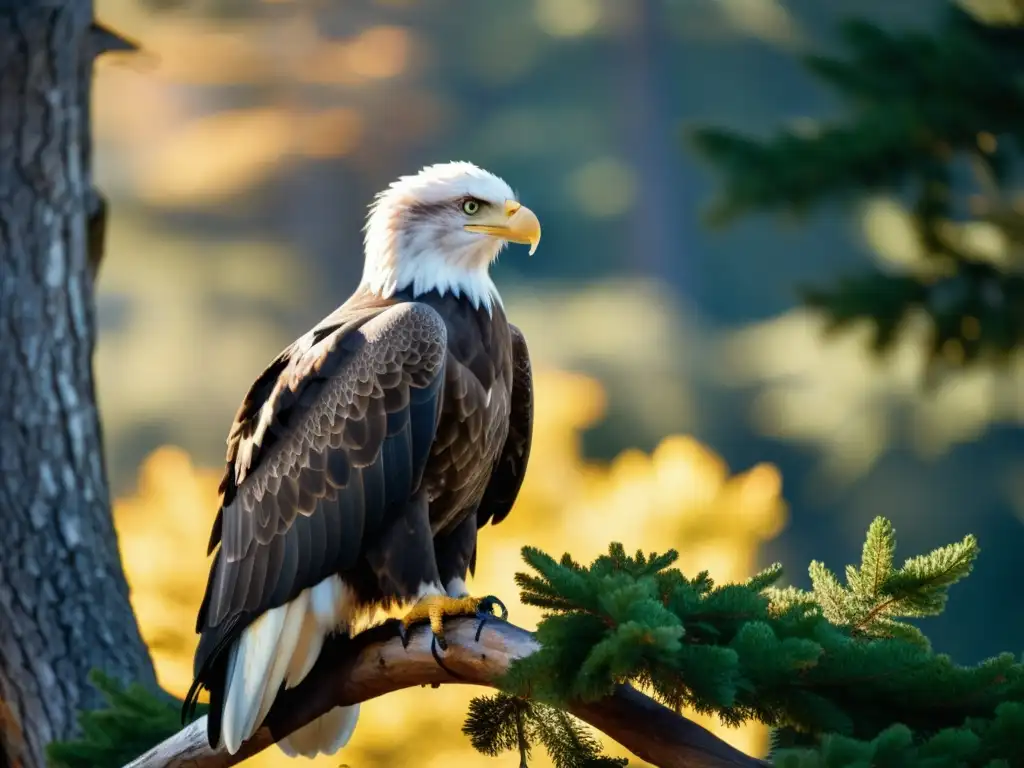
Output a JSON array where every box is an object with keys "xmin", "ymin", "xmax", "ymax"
[
  {"xmin": 0, "ymin": 5, "xmax": 157, "ymax": 768},
  {"xmin": 125, "ymin": 618, "xmax": 769, "ymax": 768}
]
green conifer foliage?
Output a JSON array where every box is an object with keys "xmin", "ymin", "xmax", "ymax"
[
  {"xmin": 689, "ymin": 4, "xmax": 1024, "ymax": 375},
  {"xmin": 46, "ymin": 671, "xmax": 199, "ymax": 768},
  {"xmin": 461, "ymin": 518, "xmax": 1023, "ymax": 766},
  {"xmin": 464, "ymin": 694, "xmax": 627, "ymax": 768}
]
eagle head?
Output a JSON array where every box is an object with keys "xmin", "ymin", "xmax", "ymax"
[{"xmin": 360, "ymin": 161, "xmax": 541, "ymax": 311}]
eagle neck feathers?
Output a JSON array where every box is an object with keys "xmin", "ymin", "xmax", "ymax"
[
  {"xmin": 360, "ymin": 257, "xmax": 501, "ymax": 313},
  {"xmin": 360, "ymin": 215, "xmax": 504, "ymax": 313}
]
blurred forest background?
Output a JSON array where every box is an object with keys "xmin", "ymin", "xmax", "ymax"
[{"xmin": 89, "ymin": 0, "xmax": 1024, "ymax": 765}]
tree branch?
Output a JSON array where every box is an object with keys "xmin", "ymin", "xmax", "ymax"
[
  {"xmin": 123, "ymin": 618, "xmax": 770, "ymax": 768},
  {"xmin": 89, "ymin": 20, "xmax": 140, "ymax": 58},
  {"xmin": 83, "ymin": 20, "xmax": 140, "ymax": 283}
]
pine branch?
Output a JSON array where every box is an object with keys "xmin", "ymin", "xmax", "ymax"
[
  {"xmin": 507, "ymin": 526, "xmax": 1021, "ymax": 756},
  {"xmin": 49, "ymin": 672, "xmax": 187, "ymax": 768},
  {"xmin": 779, "ymin": 517, "xmax": 978, "ymax": 644},
  {"xmin": 688, "ymin": 5, "xmax": 1024, "ymax": 374},
  {"xmin": 516, "ymin": 702, "xmax": 531, "ymax": 768},
  {"xmin": 855, "ymin": 517, "xmax": 896, "ymax": 601},
  {"xmin": 688, "ymin": 113, "xmax": 928, "ymax": 228},
  {"xmin": 463, "ymin": 693, "xmax": 533, "ymax": 758},
  {"xmin": 774, "ymin": 701, "xmax": 1024, "ymax": 766},
  {"xmin": 534, "ymin": 708, "xmax": 628, "ymax": 768},
  {"xmin": 467, "ymin": 694, "xmax": 629, "ymax": 768},
  {"xmin": 745, "ymin": 564, "xmax": 784, "ymax": 593},
  {"xmin": 883, "ymin": 532, "xmax": 979, "ymax": 616},
  {"xmin": 121, "ymin": 618, "xmax": 769, "ymax": 768}
]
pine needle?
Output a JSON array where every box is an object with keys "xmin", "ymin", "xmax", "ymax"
[{"xmin": 462, "ymin": 516, "xmax": 1023, "ymax": 768}]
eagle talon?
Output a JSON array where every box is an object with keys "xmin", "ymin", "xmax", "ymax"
[
  {"xmin": 398, "ymin": 621, "xmax": 412, "ymax": 649},
  {"xmin": 474, "ymin": 613, "xmax": 489, "ymax": 642},
  {"xmin": 431, "ymin": 635, "xmax": 469, "ymax": 680},
  {"xmin": 472, "ymin": 594, "xmax": 508, "ymax": 641},
  {"xmin": 400, "ymin": 593, "xmax": 497, "ymax": 655},
  {"xmin": 433, "ymin": 631, "xmax": 449, "ymax": 652},
  {"xmin": 476, "ymin": 594, "xmax": 508, "ymax": 621}
]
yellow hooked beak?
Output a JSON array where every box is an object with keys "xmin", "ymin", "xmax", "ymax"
[{"xmin": 463, "ymin": 200, "xmax": 542, "ymax": 256}]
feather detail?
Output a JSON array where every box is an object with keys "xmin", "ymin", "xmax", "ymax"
[
  {"xmin": 218, "ymin": 576, "xmax": 361, "ymax": 755},
  {"xmin": 277, "ymin": 576, "xmax": 361, "ymax": 757},
  {"xmin": 251, "ymin": 590, "xmax": 309, "ymax": 731},
  {"xmin": 360, "ymin": 162, "xmax": 515, "ymax": 312},
  {"xmin": 284, "ymin": 607, "xmax": 322, "ymax": 688},
  {"xmin": 190, "ymin": 302, "xmax": 451, "ymax": 753},
  {"xmin": 285, "ymin": 575, "xmax": 354, "ymax": 687},
  {"xmin": 222, "ymin": 606, "xmax": 288, "ymax": 754},
  {"xmin": 278, "ymin": 705, "xmax": 360, "ymax": 758}
]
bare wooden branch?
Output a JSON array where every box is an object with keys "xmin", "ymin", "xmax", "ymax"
[
  {"xmin": 88, "ymin": 20, "xmax": 139, "ymax": 57},
  {"xmin": 83, "ymin": 19, "xmax": 140, "ymax": 282},
  {"xmin": 123, "ymin": 617, "xmax": 769, "ymax": 768}
]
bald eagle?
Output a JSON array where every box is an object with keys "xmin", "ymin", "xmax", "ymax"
[{"xmin": 183, "ymin": 162, "xmax": 539, "ymax": 757}]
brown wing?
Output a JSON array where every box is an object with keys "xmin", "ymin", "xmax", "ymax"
[
  {"xmin": 185, "ymin": 301, "xmax": 448, "ymax": 722},
  {"xmin": 476, "ymin": 323, "xmax": 533, "ymax": 528}
]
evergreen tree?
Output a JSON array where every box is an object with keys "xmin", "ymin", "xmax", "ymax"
[
  {"xmin": 689, "ymin": 2, "xmax": 1024, "ymax": 379},
  {"xmin": 461, "ymin": 517, "xmax": 1023, "ymax": 767}
]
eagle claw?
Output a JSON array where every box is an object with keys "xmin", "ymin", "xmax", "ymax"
[
  {"xmin": 475, "ymin": 594, "xmax": 508, "ymax": 621},
  {"xmin": 433, "ymin": 632, "xmax": 449, "ymax": 653},
  {"xmin": 399, "ymin": 593, "xmax": 505, "ymax": 654},
  {"xmin": 472, "ymin": 594, "xmax": 507, "ymax": 642}
]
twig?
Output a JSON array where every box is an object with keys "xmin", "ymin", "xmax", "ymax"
[
  {"xmin": 122, "ymin": 618, "xmax": 770, "ymax": 768},
  {"xmin": 515, "ymin": 703, "xmax": 529, "ymax": 768},
  {"xmin": 88, "ymin": 21, "xmax": 140, "ymax": 57}
]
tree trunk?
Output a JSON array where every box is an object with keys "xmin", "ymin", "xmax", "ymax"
[
  {"xmin": 0, "ymin": 4, "xmax": 157, "ymax": 768},
  {"xmin": 620, "ymin": 0, "xmax": 697, "ymax": 296}
]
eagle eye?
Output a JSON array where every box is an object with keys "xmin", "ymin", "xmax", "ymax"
[{"xmin": 461, "ymin": 198, "xmax": 482, "ymax": 215}]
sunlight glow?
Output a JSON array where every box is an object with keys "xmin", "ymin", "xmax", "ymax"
[
  {"xmin": 345, "ymin": 26, "xmax": 411, "ymax": 80},
  {"xmin": 567, "ymin": 157, "xmax": 637, "ymax": 218},
  {"xmin": 716, "ymin": 0, "xmax": 804, "ymax": 48},
  {"xmin": 533, "ymin": 0, "xmax": 602, "ymax": 37},
  {"xmin": 722, "ymin": 309, "xmax": 1024, "ymax": 482}
]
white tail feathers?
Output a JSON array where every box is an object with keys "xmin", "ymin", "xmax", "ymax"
[
  {"xmin": 220, "ymin": 575, "xmax": 360, "ymax": 757},
  {"xmin": 278, "ymin": 704, "xmax": 361, "ymax": 758}
]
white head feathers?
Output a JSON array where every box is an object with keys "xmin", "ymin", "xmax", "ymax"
[{"xmin": 360, "ymin": 162, "xmax": 523, "ymax": 312}]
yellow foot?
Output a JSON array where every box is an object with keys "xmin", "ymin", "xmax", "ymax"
[{"xmin": 398, "ymin": 594, "xmax": 507, "ymax": 650}]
